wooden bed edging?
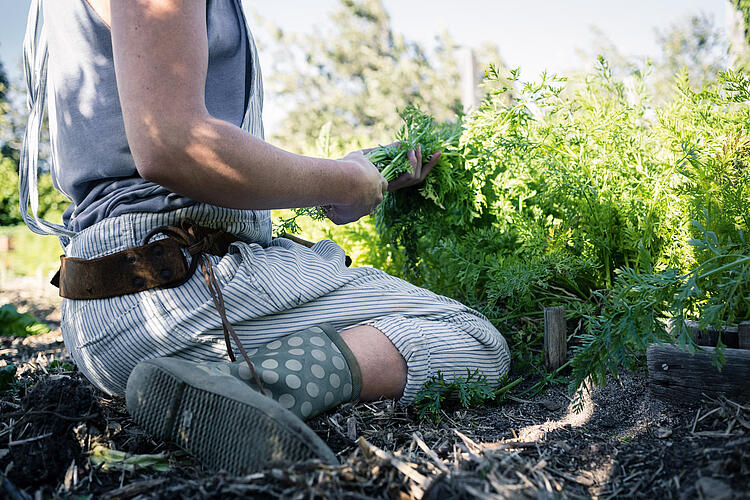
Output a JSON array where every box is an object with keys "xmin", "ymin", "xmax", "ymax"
[
  {"xmin": 670, "ymin": 319, "xmax": 750, "ymax": 349},
  {"xmin": 544, "ymin": 306, "xmax": 566, "ymax": 370},
  {"xmin": 647, "ymin": 344, "xmax": 750, "ymax": 404}
]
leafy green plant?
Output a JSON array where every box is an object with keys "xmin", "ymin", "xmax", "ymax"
[
  {"xmin": 0, "ymin": 156, "xmax": 68, "ymax": 227},
  {"xmin": 370, "ymin": 60, "xmax": 691, "ymax": 305},
  {"xmin": 89, "ymin": 445, "xmax": 170, "ymax": 472},
  {"xmin": 275, "ymin": 105, "xmax": 464, "ymax": 242},
  {"xmin": 365, "ymin": 105, "xmax": 462, "ymax": 181},
  {"xmin": 371, "ymin": 107, "xmax": 471, "ymax": 278},
  {"xmin": 0, "ymin": 304, "xmax": 50, "ymax": 336},
  {"xmin": 571, "ymin": 217, "xmax": 750, "ymax": 404},
  {"xmin": 280, "ymin": 61, "xmax": 750, "ymax": 401},
  {"xmin": 568, "ymin": 70, "xmax": 750, "ymax": 402},
  {"xmin": 274, "ymin": 207, "xmax": 327, "ymax": 237},
  {"xmin": 49, "ymin": 360, "xmax": 75, "ymax": 372},
  {"xmin": 0, "ymin": 156, "xmax": 21, "ymax": 225},
  {"xmin": 415, "ymin": 369, "xmax": 520, "ymax": 422},
  {"xmin": 0, "ymin": 224, "xmax": 63, "ymax": 278}
]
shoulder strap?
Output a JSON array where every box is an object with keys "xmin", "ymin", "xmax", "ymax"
[
  {"xmin": 235, "ymin": 0, "xmax": 264, "ymax": 139},
  {"xmin": 20, "ymin": 0, "xmax": 75, "ymax": 241}
]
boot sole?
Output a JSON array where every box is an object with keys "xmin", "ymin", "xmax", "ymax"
[{"xmin": 126, "ymin": 357, "xmax": 338, "ymax": 474}]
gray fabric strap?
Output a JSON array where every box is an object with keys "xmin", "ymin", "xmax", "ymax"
[
  {"xmin": 18, "ymin": 0, "xmax": 75, "ymax": 245},
  {"xmin": 21, "ymin": 0, "xmax": 75, "ymax": 242},
  {"xmin": 236, "ymin": 0, "xmax": 264, "ymax": 139}
]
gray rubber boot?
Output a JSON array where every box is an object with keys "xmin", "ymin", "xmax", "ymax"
[
  {"xmin": 198, "ymin": 324, "xmax": 363, "ymax": 420},
  {"xmin": 126, "ymin": 357, "xmax": 338, "ymax": 474}
]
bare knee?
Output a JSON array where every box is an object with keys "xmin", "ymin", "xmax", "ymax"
[{"xmin": 340, "ymin": 325, "xmax": 407, "ymax": 400}]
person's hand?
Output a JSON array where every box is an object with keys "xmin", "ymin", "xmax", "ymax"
[
  {"xmin": 324, "ymin": 151, "xmax": 387, "ymax": 225},
  {"xmin": 388, "ymin": 145, "xmax": 441, "ymax": 192},
  {"xmin": 361, "ymin": 143, "xmax": 442, "ymax": 192}
]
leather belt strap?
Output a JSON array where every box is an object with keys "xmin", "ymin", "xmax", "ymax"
[
  {"xmin": 52, "ymin": 219, "xmax": 241, "ymax": 299},
  {"xmin": 52, "ymin": 237, "xmax": 190, "ymax": 299}
]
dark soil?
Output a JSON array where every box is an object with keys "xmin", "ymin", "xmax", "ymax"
[
  {"xmin": 3, "ymin": 376, "xmax": 97, "ymax": 487},
  {"xmin": 1, "ymin": 280, "xmax": 749, "ymax": 499}
]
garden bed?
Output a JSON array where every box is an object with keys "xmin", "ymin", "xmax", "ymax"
[{"xmin": 1, "ymin": 281, "xmax": 748, "ymax": 499}]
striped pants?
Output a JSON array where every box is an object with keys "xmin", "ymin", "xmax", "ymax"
[{"xmin": 61, "ymin": 204, "xmax": 511, "ymax": 404}]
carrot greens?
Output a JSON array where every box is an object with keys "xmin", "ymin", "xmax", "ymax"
[{"xmin": 277, "ymin": 64, "xmax": 750, "ymax": 399}]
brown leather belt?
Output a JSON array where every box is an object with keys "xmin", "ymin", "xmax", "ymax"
[
  {"xmin": 52, "ymin": 221, "xmax": 240, "ymax": 299},
  {"xmin": 51, "ymin": 222, "xmax": 350, "ymax": 299},
  {"xmin": 53, "ymin": 237, "xmax": 190, "ymax": 299}
]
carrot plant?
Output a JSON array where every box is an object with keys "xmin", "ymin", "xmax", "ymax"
[
  {"xmin": 570, "ymin": 70, "xmax": 750, "ymax": 401},
  {"xmin": 376, "ymin": 64, "xmax": 750, "ymax": 396},
  {"xmin": 278, "ymin": 62, "xmax": 750, "ymax": 399},
  {"xmin": 364, "ymin": 106, "xmax": 462, "ymax": 181}
]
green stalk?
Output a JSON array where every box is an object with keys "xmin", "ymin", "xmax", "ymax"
[{"xmin": 380, "ymin": 150, "xmax": 408, "ymax": 181}]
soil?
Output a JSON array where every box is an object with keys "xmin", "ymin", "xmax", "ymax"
[{"xmin": 1, "ymin": 278, "xmax": 749, "ymax": 499}]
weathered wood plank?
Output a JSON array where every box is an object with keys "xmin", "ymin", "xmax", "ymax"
[
  {"xmin": 739, "ymin": 322, "xmax": 750, "ymax": 350},
  {"xmin": 647, "ymin": 344, "xmax": 750, "ymax": 404},
  {"xmin": 544, "ymin": 306, "xmax": 566, "ymax": 371},
  {"xmin": 676, "ymin": 320, "xmax": 740, "ymax": 348}
]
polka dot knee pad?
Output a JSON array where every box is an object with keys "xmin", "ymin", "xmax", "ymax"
[{"xmin": 197, "ymin": 324, "xmax": 362, "ymax": 420}]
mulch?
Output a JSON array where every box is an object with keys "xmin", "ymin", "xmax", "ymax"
[{"xmin": 1, "ymin": 281, "xmax": 748, "ymax": 499}]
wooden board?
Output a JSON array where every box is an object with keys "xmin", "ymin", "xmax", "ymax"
[
  {"xmin": 669, "ymin": 319, "xmax": 749, "ymax": 349},
  {"xmin": 740, "ymin": 322, "xmax": 750, "ymax": 350},
  {"xmin": 544, "ymin": 306, "xmax": 566, "ymax": 370},
  {"xmin": 647, "ymin": 344, "xmax": 750, "ymax": 404},
  {"xmin": 684, "ymin": 320, "xmax": 740, "ymax": 348}
]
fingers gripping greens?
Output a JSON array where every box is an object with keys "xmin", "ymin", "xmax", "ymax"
[
  {"xmin": 275, "ymin": 106, "xmax": 466, "ymax": 237},
  {"xmin": 364, "ymin": 106, "xmax": 462, "ymax": 182}
]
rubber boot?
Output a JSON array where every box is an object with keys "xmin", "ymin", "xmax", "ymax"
[
  {"xmin": 197, "ymin": 324, "xmax": 363, "ymax": 420},
  {"xmin": 126, "ymin": 357, "xmax": 338, "ymax": 474}
]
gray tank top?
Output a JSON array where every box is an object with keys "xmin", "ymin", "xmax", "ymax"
[{"xmin": 22, "ymin": 0, "xmax": 265, "ymax": 236}]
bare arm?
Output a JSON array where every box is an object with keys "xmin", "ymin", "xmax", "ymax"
[{"xmin": 109, "ymin": 0, "xmax": 386, "ymax": 220}]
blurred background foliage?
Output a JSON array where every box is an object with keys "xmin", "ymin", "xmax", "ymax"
[
  {"xmin": 736, "ymin": 0, "xmax": 750, "ymax": 44},
  {"xmin": 0, "ymin": 57, "xmax": 69, "ymax": 280},
  {"xmin": 252, "ymin": 0, "xmax": 511, "ymax": 154}
]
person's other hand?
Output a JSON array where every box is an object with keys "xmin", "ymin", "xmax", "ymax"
[
  {"xmin": 388, "ymin": 146, "xmax": 443, "ymax": 191},
  {"xmin": 324, "ymin": 151, "xmax": 387, "ymax": 225},
  {"xmin": 385, "ymin": 145, "xmax": 441, "ymax": 192}
]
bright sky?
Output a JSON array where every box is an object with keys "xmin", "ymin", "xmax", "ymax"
[
  {"xmin": 0, "ymin": 0, "xmax": 730, "ymax": 133},
  {"xmin": 247, "ymin": 0, "xmax": 728, "ymax": 77}
]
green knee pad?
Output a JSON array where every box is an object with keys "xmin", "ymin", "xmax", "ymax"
[{"xmin": 198, "ymin": 324, "xmax": 362, "ymax": 420}]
